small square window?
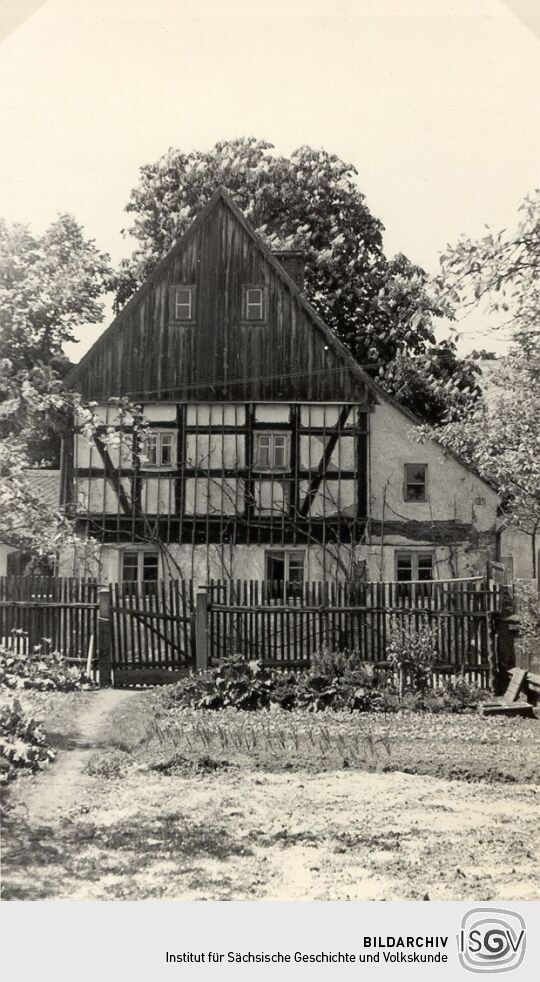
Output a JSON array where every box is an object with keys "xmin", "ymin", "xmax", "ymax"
[
  {"xmin": 395, "ymin": 551, "xmax": 434, "ymax": 582},
  {"xmin": 243, "ymin": 285, "xmax": 266, "ymax": 322},
  {"xmin": 170, "ymin": 285, "xmax": 195, "ymax": 322},
  {"xmin": 404, "ymin": 463, "xmax": 427, "ymax": 502},
  {"xmin": 121, "ymin": 551, "xmax": 159, "ymax": 584},
  {"xmin": 254, "ymin": 432, "xmax": 290, "ymax": 471},
  {"xmin": 142, "ymin": 431, "xmax": 176, "ymax": 469}
]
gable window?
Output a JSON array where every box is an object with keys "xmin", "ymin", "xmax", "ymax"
[
  {"xmin": 170, "ymin": 285, "xmax": 195, "ymax": 322},
  {"xmin": 403, "ymin": 463, "xmax": 427, "ymax": 502},
  {"xmin": 121, "ymin": 550, "xmax": 159, "ymax": 584},
  {"xmin": 265, "ymin": 550, "xmax": 305, "ymax": 599},
  {"xmin": 143, "ymin": 431, "xmax": 176, "ymax": 469},
  {"xmin": 254, "ymin": 432, "xmax": 290, "ymax": 471},
  {"xmin": 243, "ymin": 285, "xmax": 266, "ymax": 322}
]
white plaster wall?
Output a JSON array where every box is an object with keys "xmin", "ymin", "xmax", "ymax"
[
  {"xmin": 369, "ymin": 400, "xmax": 498, "ymax": 530},
  {"xmin": 500, "ymin": 527, "xmax": 538, "ymax": 580}
]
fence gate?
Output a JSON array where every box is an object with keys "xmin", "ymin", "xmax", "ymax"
[{"xmin": 109, "ymin": 580, "xmax": 195, "ymax": 686}]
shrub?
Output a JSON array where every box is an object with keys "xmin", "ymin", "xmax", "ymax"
[
  {"xmin": 0, "ymin": 637, "xmax": 96, "ymax": 692},
  {"xmin": 386, "ymin": 619, "xmax": 436, "ymax": 696},
  {"xmin": 166, "ymin": 654, "xmax": 387, "ymax": 713},
  {"xmin": 0, "ymin": 698, "xmax": 55, "ymax": 784}
]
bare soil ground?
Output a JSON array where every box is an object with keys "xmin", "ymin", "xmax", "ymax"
[{"xmin": 1, "ymin": 690, "xmax": 539, "ymax": 901}]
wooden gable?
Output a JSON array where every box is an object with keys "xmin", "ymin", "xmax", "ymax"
[{"xmin": 68, "ymin": 188, "xmax": 372, "ymax": 405}]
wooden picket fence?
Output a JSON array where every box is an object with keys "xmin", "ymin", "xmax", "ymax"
[
  {"xmin": 0, "ymin": 573, "xmax": 508, "ymax": 689},
  {"xmin": 205, "ymin": 577, "xmax": 505, "ymax": 685},
  {"xmin": 0, "ymin": 576, "xmax": 99, "ymax": 673}
]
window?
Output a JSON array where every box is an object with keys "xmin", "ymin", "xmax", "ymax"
[
  {"xmin": 265, "ymin": 550, "xmax": 305, "ymax": 598},
  {"xmin": 395, "ymin": 551, "xmax": 434, "ymax": 582},
  {"xmin": 243, "ymin": 285, "xmax": 266, "ymax": 322},
  {"xmin": 254, "ymin": 432, "xmax": 290, "ymax": 471},
  {"xmin": 170, "ymin": 285, "xmax": 195, "ymax": 322},
  {"xmin": 143, "ymin": 431, "xmax": 176, "ymax": 468},
  {"xmin": 403, "ymin": 463, "xmax": 427, "ymax": 502},
  {"xmin": 121, "ymin": 550, "xmax": 159, "ymax": 584}
]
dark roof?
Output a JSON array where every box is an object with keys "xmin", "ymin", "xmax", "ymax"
[{"xmin": 68, "ymin": 186, "xmax": 374, "ymax": 399}]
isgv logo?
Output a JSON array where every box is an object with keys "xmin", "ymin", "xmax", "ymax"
[{"xmin": 457, "ymin": 908, "xmax": 526, "ymax": 974}]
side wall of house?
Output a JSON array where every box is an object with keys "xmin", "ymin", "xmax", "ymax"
[{"xmin": 368, "ymin": 400, "xmax": 499, "ymax": 579}]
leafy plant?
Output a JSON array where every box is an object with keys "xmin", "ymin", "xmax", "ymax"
[
  {"xmin": 0, "ymin": 637, "xmax": 96, "ymax": 692},
  {"xmin": 0, "ymin": 698, "xmax": 55, "ymax": 784},
  {"xmin": 385, "ymin": 619, "xmax": 436, "ymax": 697},
  {"xmin": 166, "ymin": 654, "xmax": 387, "ymax": 714}
]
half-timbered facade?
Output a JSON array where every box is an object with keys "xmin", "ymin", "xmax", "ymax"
[{"xmin": 61, "ymin": 188, "xmax": 499, "ymax": 588}]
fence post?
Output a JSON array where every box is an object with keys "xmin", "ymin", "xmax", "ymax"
[
  {"xmin": 98, "ymin": 586, "xmax": 112, "ymax": 688},
  {"xmin": 195, "ymin": 586, "xmax": 209, "ymax": 672}
]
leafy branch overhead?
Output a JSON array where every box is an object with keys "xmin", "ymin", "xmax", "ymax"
[
  {"xmin": 114, "ymin": 137, "xmax": 479, "ymax": 424},
  {"xmin": 438, "ymin": 189, "xmax": 540, "ymax": 345}
]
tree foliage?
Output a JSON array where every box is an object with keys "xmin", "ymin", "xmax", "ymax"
[
  {"xmin": 0, "ymin": 213, "xmax": 112, "ymax": 367},
  {"xmin": 0, "ymin": 214, "xmax": 112, "ymax": 465},
  {"xmin": 115, "ymin": 137, "xmax": 479, "ymax": 423},
  {"xmin": 420, "ymin": 346, "xmax": 540, "ymax": 573},
  {"xmin": 439, "ymin": 189, "xmax": 540, "ymax": 345}
]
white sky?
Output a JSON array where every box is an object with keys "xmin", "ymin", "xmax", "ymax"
[{"xmin": 0, "ymin": 0, "xmax": 539, "ymax": 362}]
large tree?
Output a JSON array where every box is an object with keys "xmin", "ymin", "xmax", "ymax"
[
  {"xmin": 114, "ymin": 137, "xmax": 479, "ymax": 423},
  {"xmin": 432, "ymin": 191, "xmax": 540, "ymax": 572},
  {"xmin": 421, "ymin": 345, "xmax": 540, "ymax": 574},
  {"xmin": 0, "ymin": 213, "xmax": 112, "ymax": 465}
]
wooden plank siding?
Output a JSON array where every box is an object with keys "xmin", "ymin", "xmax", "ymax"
[{"xmin": 68, "ymin": 189, "xmax": 372, "ymax": 406}]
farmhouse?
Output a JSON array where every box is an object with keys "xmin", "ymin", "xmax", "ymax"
[{"xmin": 60, "ymin": 188, "xmax": 499, "ymax": 590}]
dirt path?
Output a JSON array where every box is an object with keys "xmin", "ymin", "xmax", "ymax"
[
  {"xmin": 12, "ymin": 689, "xmax": 136, "ymax": 824},
  {"xmin": 2, "ymin": 693, "xmax": 539, "ymax": 901}
]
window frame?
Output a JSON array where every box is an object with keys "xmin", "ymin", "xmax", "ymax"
[
  {"xmin": 141, "ymin": 429, "xmax": 177, "ymax": 470},
  {"xmin": 254, "ymin": 431, "xmax": 291, "ymax": 472},
  {"xmin": 120, "ymin": 549, "xmax": 160, "ymax": 585},
  {"xmin": 242, "ymin": 284, "xmax": 267, "ymax": 323},
  {"xmin": 170, "ymin": 285, "xmax": 196, "ymax": 324},
  {"xmin": 265, "ymin": 549, "xmax": 305, "ymax": 598},
  {"xmin": 395, "ymin": 550, "xmax": 435, "ymax": 582},
  {"xmin": 403, "ymin": 463, "xmax": 428, "ymax": 503}
]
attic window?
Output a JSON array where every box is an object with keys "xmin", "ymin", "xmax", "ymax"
[
  {"xmin": 170, "ymin": 285, "xmax": 195, "ymax": 322},
  {"xmin": 403, "ymin": 463, "xmax": 427, "ymax": 502},
  {"xmin": 243, "ymin": 285, "xmax": 266, "ymax": 322}
]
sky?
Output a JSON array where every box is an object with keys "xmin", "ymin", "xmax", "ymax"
[{"xmin": 0, "ymin": 0, "xmax": 539, "ymax": 362}]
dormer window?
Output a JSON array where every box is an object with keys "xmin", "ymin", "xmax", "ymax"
[
  {"xmin": 170, "ymin": 285, "xmax": 195, "ymax": 323},
  {"xmin": 243, "ymin": 285, "xmax": 266, "ymax": 322}
]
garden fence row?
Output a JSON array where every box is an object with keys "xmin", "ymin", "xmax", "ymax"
[
  {"xmin": 0, "ymin": 574, "xmax": 508, "ymax": 689},
  {"xmin": 204, "ymin": 577, "xmax": 505, "ymax": 687}
]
